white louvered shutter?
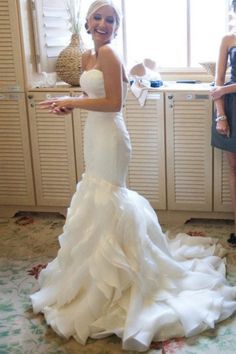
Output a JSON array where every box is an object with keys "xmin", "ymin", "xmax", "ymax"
[
  {"xmin": 125, "ymin": 91, "xmax": 166, "ymax": 210},
  {"xmin": 73, "ymin": 105, "xmax": 88, "ymax": 182},
  {"xmin": 27, "ymin": 92, "xmax": 76, "ymax": 206},
  {"xmin": 0, "ymin": 93, "xmax": 35, "ymax": 205},
  {"xmin": 0, "ymin": 0, "xmax": 24, "ymax": 91},
  {"xmin": 214, "ymin": 149, "xmax": 233, "ymax": 212},
  {"xmin": 166, "ymin": 91, "xmax": 213, "ymax": 211},
  {"xmin": 31, "ymin": 0, "xmax": 71, "ymax": 72}
]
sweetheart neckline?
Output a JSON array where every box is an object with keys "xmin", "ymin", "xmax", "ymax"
[
  {"xmin": 84, "ymin": 69, "xmax": 103, "ymax": 73},
  {"xmin": 82, "ymin": 69, "xmax": 129, "ymax": 86}
]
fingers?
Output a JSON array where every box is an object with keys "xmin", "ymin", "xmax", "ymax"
[
  {"xmin": 61, "ymin": 107, "xmax": 73, "ymax": 114},
  {"xmin": 216, "ymin": 121, "xmax": 230, "ymax": 137},
  {"xmin": 39, "ymin": 99, "xmax": 58, "ymax": 106},
  {"xmin": 216, "ymin": 129, "xmax": 229, "ymax": 136},
  {"xmin": 38, "ymin": 98, "xmax": 73, "ymax": 115},
  {"xmin": 53, "ymin": 107, "xmax": 73, "ymax": 115},
  {"xmin": 210, "ymin": 87, "xmax": 223, "ymax": 100},
  {"xmin": 39, "ymin": 99, "xmax": 61, "ymax": 112},
  {"xmin": 39, "ymin": 102, "xmax": 56, "ymax": 110},
  {"xmin": 38, "ymin": 102, "xmax": 51, "ymax": 109},
  {"xmin": 51, "ymin": 107, "xmax": 61, "ymax": 114},
  {"xmin": 211, "ymin": 92, "xmax": 219, "ymax": 100},
  {"xmin": 49, "ymin": 106, "xmax": 74, "ymax": 115}
]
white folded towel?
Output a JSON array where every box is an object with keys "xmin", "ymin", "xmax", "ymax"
[{"xmin": 130, "ymin": 80, "xmax": 150, "ymax": 107}]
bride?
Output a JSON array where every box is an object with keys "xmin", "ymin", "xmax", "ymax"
[{"xmin": 31, "ymin": 0, "xmax": 236, "ymax": 351}]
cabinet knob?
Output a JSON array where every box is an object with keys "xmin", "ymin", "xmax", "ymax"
[
  {"xmin": 168, "ymin": 95, "xmax": 173, "ymax": 99},
  {"xmin": 28, "ymin": 94, "xmax": 33, "ymax": 99}
]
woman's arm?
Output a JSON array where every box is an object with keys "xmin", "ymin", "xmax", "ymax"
[
  {"xmin": 211, "ymin": 35, "xmax": 230, "ymax": 137},
  {"xmin": 40, "ymin": 45, "xmax": 123, "ymax": 113},
  {"xmin": 46, "ymin": 51, "xmax": 92, "ymax": 116},
  {"xmin": 213, "ymin": 35, "xmax": 229, "ymax": 115},
  {"xmin": 211, "ymin": 83, "xmax": 236, "ymax": 100}
]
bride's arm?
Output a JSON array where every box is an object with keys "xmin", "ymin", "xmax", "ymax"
[
  {"xmin": 41, "ymin": 52, "xmax": 90, "ymax": 116},
  {"xmin": 40, "ymin": 46, "xmax": 123, "ymax": 113}
]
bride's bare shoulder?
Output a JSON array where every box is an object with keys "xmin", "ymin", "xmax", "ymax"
[{"xmin": 82, "ymin": 49, "xmax": 94, "ymax": 70}]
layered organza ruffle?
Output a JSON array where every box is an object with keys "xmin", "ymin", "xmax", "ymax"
[{"xmin": 31, "ymin": 173, "xmax": 236, "ymax": 352}]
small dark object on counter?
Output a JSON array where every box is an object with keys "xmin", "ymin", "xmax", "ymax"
[
  {"xmin": 150, "ymin": 80, "xmax": 163, "ymax": 87},
  {"xmin": 176, "ymin": 80, "xmax": 201, "ymax": 84}
]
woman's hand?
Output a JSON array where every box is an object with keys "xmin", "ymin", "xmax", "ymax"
[
  {"xmin": 210, "ymin": 86, "xmax": 225, "ymax": 100},
  {"xmin": 216, "ymin": 119, "xmax": 230, "ymax": 137},
  {"xmin": 39, "ymin": 96, "xmax": 76, "ymax": 115},
  {"xmin": 49, "ymin": 106, "xmax": 74, "ymax": 116}
]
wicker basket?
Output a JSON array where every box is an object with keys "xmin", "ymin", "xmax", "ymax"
[
  {"xmin": 199, "ymin": 61, "xmax": 216, "ymax": 78},
  {"xmin": 56, "ymin": 33, "xmax": 84, "ymax": 86}
]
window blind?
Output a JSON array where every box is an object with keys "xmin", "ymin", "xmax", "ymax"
[{"xmin": 31, "ymin": 0, "xmax": 71, "ymax": 72}]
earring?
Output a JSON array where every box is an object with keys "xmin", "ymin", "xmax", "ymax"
[{"xmin": 85, "ymin": 22, "xmax": 91, "ymax": 34}]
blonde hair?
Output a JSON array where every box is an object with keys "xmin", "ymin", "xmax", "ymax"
[{"xmin": 86, "ymin": 0, "xmax": 122, "ymax": 27}]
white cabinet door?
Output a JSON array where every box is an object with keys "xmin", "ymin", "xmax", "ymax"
[
  {"xmin": 0, "ymin": 92, "xmax": 35, "ymax": 205},
  {"xmin": 214, "ymin": 149, "xmax": 233, "ymax": 212},
  {"xmin": 27, "ymin": 92, "xmax": 76, "ymax": 206},
  {"xmin": 124, "ymin": 91, "xmax": 166, "ymax": 209},
  {"xmin": 166, "ymin": 91, "xmax": 213, "ymax": 211},
  {"xmin": 0, "ymin": 0, "xmax": 25, "ymax": 91}
]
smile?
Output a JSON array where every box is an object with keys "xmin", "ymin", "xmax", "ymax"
[{"xmin": 95, "ymin": 28, "xmax": 107, "ymax": 34}]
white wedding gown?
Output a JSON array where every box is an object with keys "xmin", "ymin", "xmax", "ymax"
[{"xmin": 31, "ymin": 69, "xmax": 236, "ymax": 352}]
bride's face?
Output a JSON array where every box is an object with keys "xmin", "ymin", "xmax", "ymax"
[{"xmin": 88, "ymin": 5, "xmax": 118, "ymax": 45}]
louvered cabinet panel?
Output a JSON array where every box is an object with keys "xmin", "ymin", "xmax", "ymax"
[
  {"xmin": 0, "ymin": 0, "xmax": 24, "ymax": 91},
  {"xmin": 166, "ymin": 92, "xmax": 212, "ymax": 211},
  {"xmin": 27, "ymin": 92, "xmax": 76, "ymax": 206},
  {"xmin": 213, "ymin": 149, "xmax": 233, "ymax": 211},
  {"xmin": 124, "ymin": 91, "xmax": 166, "ymax": 209},
  {"xmin": 73, "ymin": 107, "xmax": 88, "ymax": 182},
  {"xmin": 0, "ymin": 93, "xmax": 35, "ymax": 205}
]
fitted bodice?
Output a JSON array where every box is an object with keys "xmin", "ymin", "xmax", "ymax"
[
  {"xmin": 80, "ymin": 69, "xmax": 128, "ymax": 103},
  {"xmin": 79, "ymin": 68, "xmax": 131, "ymax": 187}
]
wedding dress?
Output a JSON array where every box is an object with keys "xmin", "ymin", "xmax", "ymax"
[{"xmin": 31, "ymin": 69, "xmax": 236, "ymax": 352}]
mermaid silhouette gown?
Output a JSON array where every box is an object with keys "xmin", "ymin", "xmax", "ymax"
[{"xmin": 31, "ymin": 69, "xmax": 236, "ymax": 352}]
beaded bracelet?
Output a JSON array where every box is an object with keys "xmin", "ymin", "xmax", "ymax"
[{"xmin": 215, "ymin": 115, "xmax": 227, "ymax": 122}]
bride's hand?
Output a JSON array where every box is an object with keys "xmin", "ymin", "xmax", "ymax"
[
  {"xmin": 39, "ymin": 97, "xmax": 76, "ymax": 114},
  {"xmin": 52, "ymin": 107, "xmax": 74, "ymax": 115}
]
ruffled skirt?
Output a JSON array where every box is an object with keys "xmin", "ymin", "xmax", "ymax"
[{"xmin": 31, "ymin": 173, "xmax": 236, "ymax": 352}]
